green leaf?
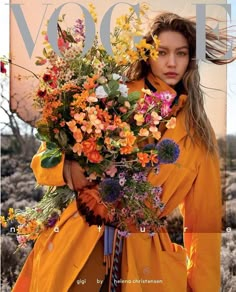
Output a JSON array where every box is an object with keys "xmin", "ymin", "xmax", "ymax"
[
  {"xmin": 103, "ymin": 85, "xmax": 110, "ymax": 95},
  {"xmin": 41, "ymin": 148, "xmax": 62, "ymax": 168},
  {"xmin": 54, "ymin": 130, "xmax": 68, "ymax": 147},
  {"xmin": 35, "ymin": 129, "xmax": 50, "ymax": 142},
  {"xmin": 43, "ymin": 48, "xmax": 49, "ymax": 58},
  {"xmin": 46, "ymin": 141, "xmax": 58, "ymax": 150},
  {"xmin": 65, "ymin": 33, "xmax": 76, "ymax": 43},
  {"xmin": 118, "ymin": 95, "xmax": 126, "ymax": 104},
  {"xmin": 128, "ymin": 91, "xmax": 140, "ymax": 102},
  {"xmin": 108, "ymin": 80, "xmax": 119, "ymax": 92}
]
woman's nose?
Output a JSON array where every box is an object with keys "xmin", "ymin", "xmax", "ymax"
[{"xmin": 167, "ymin": 54, "xmax": 176, "ymax": 67}]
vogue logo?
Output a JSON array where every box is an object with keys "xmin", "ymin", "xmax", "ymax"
[{"xmin": 9, "ymin": 2, "xmax": 233, "ymax": 60}]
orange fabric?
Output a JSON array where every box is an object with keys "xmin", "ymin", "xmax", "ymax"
[
  {"xmin": 12, "ymin": 201, "xmax": 104, "ymax": 292},
  {"xmin": 30, "ymin": 142, "xmax": 66, "ymax": 186},
  {"xmin": 13, "ymin": 75, "xmax": 222, "ymax": 292}
]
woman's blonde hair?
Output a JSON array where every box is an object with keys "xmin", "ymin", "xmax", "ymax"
[{"xmin": 126, "ymin": 12, "xmax": 236, "ymax": 153}]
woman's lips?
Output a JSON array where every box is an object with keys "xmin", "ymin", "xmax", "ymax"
[{"xmin": 164, "ymin": 72, "xmax": 178, "ymax": 77}]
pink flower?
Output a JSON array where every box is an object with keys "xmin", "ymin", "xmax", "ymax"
[{"xmin": 105, "ymin": 164, "xmax": 118, "ymax": 177}]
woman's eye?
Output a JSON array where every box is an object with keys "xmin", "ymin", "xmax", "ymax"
[
  {"xmin": 158, "ymin": 51, "xmax": 166, "ymax": 56},
  {"xmin": 177, "ymin": 51, "xmax": 188, "ymax": 56}
]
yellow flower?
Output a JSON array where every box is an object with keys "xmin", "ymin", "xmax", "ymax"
[
  {"xmin": 135, "ymin": 39, "xmax": 151, "ymax": 50},
  {"xmin": 15, "ymin": 214, "xmax": 26, "ymax": 224},
  {"xmin": 8, "ymin": 208, "xmax": 15, "ymax": 220},
  {"xmin": 134, "ymin": 113, "xmax": 144, "ymax": 126},
  {"xmin": 141, "ymin": 88, "xmax": 152, "ymax": 95},
  {"xmin": 150, "ymin": 49, "xmax": 158, "ymax": 60},
  {"xmin": 88, "ymin": 3, "xmax": 97, "ymax": 23},
  {"xmin": 0, "ymin": 216, "xmax": 7, "ymax": 228}
]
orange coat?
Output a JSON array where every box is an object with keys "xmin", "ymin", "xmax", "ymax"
[{"xmin": 12, "ymin": 76, "xmax": 222, "ymax": 292}]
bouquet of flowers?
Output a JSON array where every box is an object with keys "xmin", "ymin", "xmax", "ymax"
[{"xmin": 2, "ymin": 4, "xmax": 180, "ymax": 247}]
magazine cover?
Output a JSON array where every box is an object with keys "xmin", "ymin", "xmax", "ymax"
[{"xmin": 0, "ymin": 0, "xmax": 235, "ymax": 291}]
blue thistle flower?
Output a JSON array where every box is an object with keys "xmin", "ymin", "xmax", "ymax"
[
  {"xmin": 156, "ymin": 139, "xmax": 180, "ymax": 164},
  {"xmin": 143, "ymin": 143, "xmax": 157, "ymax": 151},
  {"xmin": 99, "ymin": 178, "xmax": 121, "ymax": 203}
]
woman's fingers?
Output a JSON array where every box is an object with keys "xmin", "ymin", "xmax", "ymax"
[{"xmin": 63, "ymin": 160, "xmax": 91, "ymax": 191}]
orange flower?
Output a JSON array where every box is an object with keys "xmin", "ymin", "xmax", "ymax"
[
  {"xmin": 151, "ymin": 112, "xmax": 162, "ymax": 125},
  {"xmin": 74, "ymin": 112, "xmax": 86, "ymax": 124},
  {"xmin": 138, "ymin": 128, "xmax": 149, "ymax": 137},
  {"xmin": 0, "ymin": 216, "xmax": 7, "ymax": 228},
  {"xmin": 120, "ymin": 145, "xmax": 134, "ymax": 154},
  {"xmin": 15, "ymin": 214, "xmax": 26, "ymax": 224},
  {"xmin": 73, "ymin": 128, "xmax": 83, "ymax": 142},
  {"xmin": 152, "ymin": 131, "xmax": 162, "ymax": 140},
  {"xmin": 125, "ymin": 132, "xmax": 136, "ymax": 146},
  {"xmin": 72, "ymin": 143, "xmax": 83, "ymax": 156},
  {"xmin": 83, "ymin": 75, "xmax": 98, "ymax": 90},
  {"xmin": 8, "ymin": 208, "xmax": 15, "ymax": 220},
  {"xmin": 66, "ymin": 120, "xmax": 77, "ymax": 132},
  {"xmin": 86, "ymin": 150, "xmax": 103, "ymax": 163},
  {"xmin": 150, "ymin": 153, "xmax": 158, "ymax": 165},
  {"xmin": 137, "ymin": 152, "xmax": 150, "ymax": 167},
  {"xmin": 166, "ymin": 117, "xmax": 176, "ymax": 129},
  {"xmin": 149, "ymin": 126, "xmax": 158, "ymax": 133},
  {"xmin": 82, "ymin": 138, "xmax": 97, "ymax": 154},
  {"xmin": 113, "ymin": 115, "xmax": 122, "ymax": 126}
]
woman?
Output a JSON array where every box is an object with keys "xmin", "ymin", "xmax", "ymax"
[{"xmin": 12, "ymin": 12, "xmax": 235, "ymax": 292}]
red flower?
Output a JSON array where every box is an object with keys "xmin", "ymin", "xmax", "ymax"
[
  {"xmin": 37, "ymin": 89, "xmax": 47, "ymax": 98},
  {"xmin": 43, "ymin": 73, "xmax": 52, "ymax": 82},
  {"xmin": 0, "ymin": 61, "xmax": 7, "ymax": 74}
]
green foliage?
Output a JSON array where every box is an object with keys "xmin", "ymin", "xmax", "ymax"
[{"xmin": 41, "ymin": 145, "xmax": 62, "ymax": 168}]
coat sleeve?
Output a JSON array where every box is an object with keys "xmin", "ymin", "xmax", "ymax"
[
  {"xmin": 179, "ymin": 146, "xmax": 222, "ymax": 292},
  {"xmin": 30, "ymin": 142, "xmax": 66, "ymax": 186}
]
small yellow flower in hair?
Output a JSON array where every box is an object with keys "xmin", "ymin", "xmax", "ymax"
[
  {"xmin": 150, "ymin": 50, "xmax": 158, "ymax": 60},
  {"xmin": 135, "ymin": 39, "xmax": 151, "ymax": 50}
]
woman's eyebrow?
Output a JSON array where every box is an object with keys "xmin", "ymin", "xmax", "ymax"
[{"xmin": 158, "ymin": 46, "xmax": 189, "ymax": 50}]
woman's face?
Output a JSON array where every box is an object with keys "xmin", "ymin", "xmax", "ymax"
[{"xmin": 149, "ymin": 31, "xmax": 190, "ymax": 88}]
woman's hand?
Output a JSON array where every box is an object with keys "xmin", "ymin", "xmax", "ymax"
[{"xmin": 63, "ymin": 160, "xmax": 94, "ymax": 191}]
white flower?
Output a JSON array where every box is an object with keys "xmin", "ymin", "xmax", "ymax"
[
  {"xmin": 112, "ymin": 73, "xmax": 121, "ymax": 80},
  {"xmin": 119, "ymin": 84, "xmax": 128, "ymax": 97},
  {"xmin": 95, "ymin": 85, "xmax": 108, "ymax": 98}
]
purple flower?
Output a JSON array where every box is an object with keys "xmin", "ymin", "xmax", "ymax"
[
  {"xmin": 151, "ymin": 186, "xmax": 163, "ymax": 196},
  {"xmin": 156, "ymin": 139, "xmax": 180, "ymax": 164},
  {"xmin": 119, "ymin": 177, "xmax": 126, "ymax": 186},
  {"xmin": 74, "ymin": 18, "xmax": 85, "ymax": 41},
  {"xmin": 118, "ymin": 172, "xmax": 125, "ymax": 179},
  {"xmin": 118, "ymin": 230, "xmax": 130, "ymax": 237},
  {"xmin": 99, "ymin": 178, "xmax": 121, "ymax": 202},
  {"xmin": 132, "ymin": 173, "xmax": 139, "ymax": 181},
  {"xmin": 47, "ymin": 213, "xmax": 59, "ymax": 227}
]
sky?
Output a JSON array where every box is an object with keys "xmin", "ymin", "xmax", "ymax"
[{"xmin": 0, "ymin": 0, "xmax": 235, "ymax": 135}]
